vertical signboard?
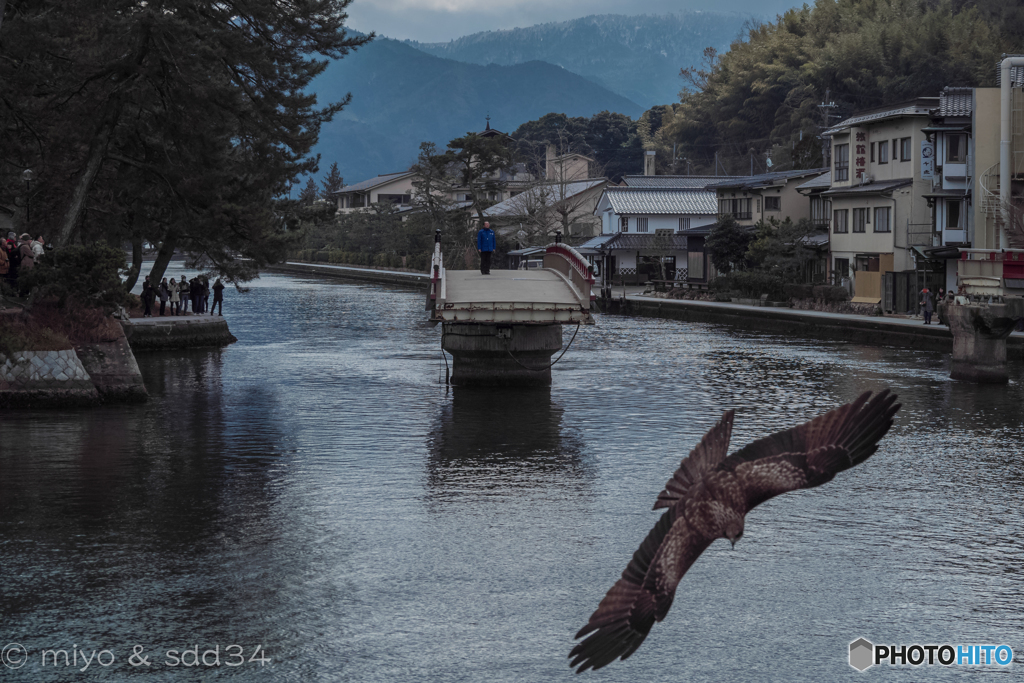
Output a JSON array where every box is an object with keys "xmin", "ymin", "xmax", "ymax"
[
  {"xmin": 921, "ymin": 141, "xmax": 935, "ymax": 179},
  {"xmin": 853, "ymin": 128, "xmax": 868, "ymax": 180}
]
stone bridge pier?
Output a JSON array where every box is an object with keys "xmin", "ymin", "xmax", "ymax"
[
  {"xmin": 943, "ymin": 297, "xmax": 1024, "ymax": 383},
  {"xmin": 442, "ymin": 323, "xmax": 562, "ymax": 387}
]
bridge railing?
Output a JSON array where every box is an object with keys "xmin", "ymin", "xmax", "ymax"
[
  {"xmin": 427, "ymin": 230, "xmax": 446, "ymax": 311},
  {"xmin": 542, "ymin": 243, "xmax": 595, "ymax": 304}
]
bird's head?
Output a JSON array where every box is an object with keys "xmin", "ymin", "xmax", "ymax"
[{"xmin": 722, "ymin": 511, "xmax": 744, "ymax": 549}]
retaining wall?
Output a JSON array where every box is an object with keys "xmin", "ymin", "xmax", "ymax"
[
  {"xmin": 602, "ymin": 297, "xmax": 1024, "ymax": 360},
  {"xmin": 266, "ymin": 262, "xmax": 429, "ymax": 288},
  {"xmin": 121, "ymin": 317, "xmax": 237, "ymax": 350}
]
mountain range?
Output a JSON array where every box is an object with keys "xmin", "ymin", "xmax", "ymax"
[
  {"xmin": 310, "ymin": 13, "xmax": 749, "ymax": 186},
  {"xmin": 408, "ymin": 13, "xmax": 748, "ymax": 108}
]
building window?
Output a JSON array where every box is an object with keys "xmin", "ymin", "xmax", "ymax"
[
  {"xmin": 718, "ymin": 197, "xmax": 752, "ymax": 219},
  {"xmin": 765, "ymin": 196, "xmax": 781, "ymax": 211},
  {"xmin": 870, "ymin": 142, "xmax": 875, "ymax": 162},
  {"xmin": 833, "ymin": 208, "xmax": 849, "ymax": 233},
  {"xmin": 901, "ymin": 137, "xmax": 911, "ymax": 161},
  {"xmin": 946, "ymin": 200, "xmax": 962, "ymax": 229},
  {"xmin": 878, "ymin": 141, "xmax": 888, "ymax": 164},
  {"xmin": 812, "ymin": 196, "xmax": 832, "ymax": 227},
  {"xmin": 947, "ymin": 134, "xmax": 967, "ymax": 163},
  {"xmin": 678, "ymin": 216, "xmax": 690, "ymax": 232},
  {"xmin": 834, "ymin": 143, "xmax": 849, "ymax": 181},
  {"xmin": 620, "ymin": 216, "xmax": 629, "ymax": 232},
  {"xmin": 637, "ymin": 217, "xmax": 649, "ymax": 232},
  {"xmin": 834, "ymin": 257, "xmax": 850, "ymax": 282},
  {"xmin": 874, "ymin": 207, "xmax": 891, "ymax": 233},
  {"xmin": 378, "ymin": 193, "xmax": 412, "ymax": 205},
  {"xmin": 853, "ymin": 208, "xmax": 867, "ymax": 233}
]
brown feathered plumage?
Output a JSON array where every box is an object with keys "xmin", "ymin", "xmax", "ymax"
[{"xmin": 569, "ymin": 390, "xmax": 901, "ymax": 673}]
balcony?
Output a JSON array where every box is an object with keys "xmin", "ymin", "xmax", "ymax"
[{"xmin": 719, "ymin": 212, "xmax": 752, "ymax": 220}]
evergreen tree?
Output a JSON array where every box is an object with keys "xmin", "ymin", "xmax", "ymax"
[
  {"xmin": 321, "ymin": 162, "xmax": 344, "ymax": 197},
  {"xmin": 300, "ymin": 178, "xmax": 320, "ymax": 205},
  {"xmin": 0, "ymin": 0, "xmax": 371, "ymax": 288}
]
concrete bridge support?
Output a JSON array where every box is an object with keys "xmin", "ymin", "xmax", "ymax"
[
  {"xmin": 944, "ymin": 298, "xmax": 1024, "ymax": 383},
  {"xmin": 442, "ymin": 323, "xmax": 563, "ymax": 387}
]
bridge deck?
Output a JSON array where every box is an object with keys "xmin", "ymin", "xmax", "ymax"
[
  {"xmin": 435, "ymin": 269, "xmax": 592, "ymax": 324},
  {"xmin": 446, "ymin": 270, "xmax": 578, "ymax": 304}
]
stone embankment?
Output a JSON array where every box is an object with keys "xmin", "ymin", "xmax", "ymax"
[
  {"xmin": 2, "ymin": 312, "xmax": 236, "ymax": 408},
  {"xmin": 120, "ymin": 316, "xmax": 237, "ymax": 350},
  {"xmin": 0, "ymin": 349, "xmax": 98, "ymax": 407},
  {"xmin": 266, "ymin": 262, "xmax": 428, "ymax": 288},
  {"xmin": 1, "ymin": 322, "xmax": 149, "ymax": 408},
  {"xmin": 602, "ymin": 295, "xmax": 1024, "ymax": 359}
]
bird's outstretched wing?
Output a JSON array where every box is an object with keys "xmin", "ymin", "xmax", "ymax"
[
  {"xmin": 652, "ymin": 410, "xmax": 734, "ymax": 510},
  {"xmin": 570, "ymin": 411, "xmax": 735, "ymax": 673},
  {"xmin": 569, "ymin": 390, "xmax": 900, "ymax": 673},
  {"xmin": 569, "ymin": 505, "xmax": 712, "ymax": 673},
  {"xmin": 722, "ymin": 390, "xmax": 900, "ymax": 511}
]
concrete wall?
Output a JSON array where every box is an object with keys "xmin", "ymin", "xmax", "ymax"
[
  {"xmin": 121, "ymin": 317, "xmax": 237, "ymax": 350},
  {"xmin": 973, "ymin": 88, "xmax": 1002, "ymax": 251}
]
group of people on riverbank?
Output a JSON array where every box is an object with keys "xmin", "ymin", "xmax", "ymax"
[
  {"xmin": 141, "ymin": 275, "xmax": 224, "ymax": 318},
  {"xmin": 0, "ymin": 232, "xmax": 46, "ymax": 286}
]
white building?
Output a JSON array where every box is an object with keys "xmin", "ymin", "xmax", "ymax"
[{"xmin": 582, "ymin": 185, "xmax": 718, "ymax": 285}]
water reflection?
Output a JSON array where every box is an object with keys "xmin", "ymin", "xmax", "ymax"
[{"xmin": 426, "ymin": 387, "xmax": 589, "ymax": 500}]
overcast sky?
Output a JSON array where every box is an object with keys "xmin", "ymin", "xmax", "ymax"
[{"xmin": 345, "ymin": 0, "xmax": 804, "ymax": 42}]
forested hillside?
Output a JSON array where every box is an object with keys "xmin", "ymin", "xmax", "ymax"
[
  {"xmin": 311, "ymin": 37, "xmax": 643, "ymax": 183},
  {"xmin": 408, "ymin": 13, "xmax": 747, "ymax": 108},
  {"xmin": 648, "ymin": 0, "xmax": 1024, "ymax": 175}
]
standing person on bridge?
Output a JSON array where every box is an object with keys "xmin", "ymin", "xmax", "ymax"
[{"xmin": 477, "ymin": 221, "xmax": 495, "ymax": 275}]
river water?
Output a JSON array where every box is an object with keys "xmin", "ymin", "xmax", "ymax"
[{"xmin": 2, "ymin": 265, "xmax": 1023, "ymax": 681}]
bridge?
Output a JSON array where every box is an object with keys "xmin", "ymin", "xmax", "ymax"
[{"xmin": 427, "ymin": 234, "xmax": 595, "ymax": 386}]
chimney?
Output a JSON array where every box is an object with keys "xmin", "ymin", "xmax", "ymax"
[
  {"xmin": 546, "ymin": 144, "xmax": 557, "ymax": 181},
  {"xmin": 644, "ymin": 150, "xmax": 656, "ymax": 176}
]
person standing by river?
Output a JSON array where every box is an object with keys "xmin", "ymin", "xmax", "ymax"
[
  {"xmin": 141, "ymin": 276, "xmax": 154, "ymax": 318},
  {"xmin": 181, "ymin": 278, "xmax": 191, "ymax": 315},
  {"xmin": 211, "ymin": 278, "xmax": 225, "ymax": 316},
  {"xmin": 477, "ymin": 221, "xmax": 495, "ymax": 275},
  {"xmin": 920, "ymin": 287, "xmax": 934, "ymax": 325},
  {"xmin": 190, "ymin": 277, "xmax": 201, "ymax": 314},
  {"xmin": 158, "ymin": 277, "xmax": 169, "ymax": 316},
  {"xmin": 169, "ymin": 278, "xmax": 180, "ymax": 315}
]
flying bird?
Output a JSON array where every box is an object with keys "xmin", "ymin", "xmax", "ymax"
[{"xmin": 569, "ymin": 390, "xmax": 900, "ymax": 673}]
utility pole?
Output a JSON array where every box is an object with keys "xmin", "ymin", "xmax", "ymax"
[{"xmin": 817, "ymin": 89, "xmax": 838, "ymax": 169}]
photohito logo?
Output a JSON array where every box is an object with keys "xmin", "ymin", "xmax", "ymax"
[{"xmin": 849, "ymin": 638, "xmax": 1014, "ymax": 672}]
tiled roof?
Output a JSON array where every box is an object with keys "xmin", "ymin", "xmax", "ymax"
[
  {"xmin": 622, "ymin": 175, "xmax": 722, "ymax": 189},
  {"xmin": 824, "ymin": 98, "xmax": 937, "ymax": 136},
  {"xmin": 576, "ymin": 234, "xmax": 619, "ymax": 251},
  {"xmin": 605, "ymin": 233, "xmax": 689, "ymax": 250},
  {"xmin": 482, "ymin": 179, "xmax": 607, "ymax": 217},
  {"xmin": 797, "ymin": 171, "xmax": 832, "ymax": 191},
  {"xmin": 705, "ymin": 168, "xmax": 828, "ymax": 191},
  {"xmin": 577, "ymin": 233, "xmax": 689, "ymax": 250},
  {"xmin": 602, "ymin": 188, "xmax": 717, "ymax": 215},
  {"xmin": 938, "ymin": 87, "xmax": 973, "ymax": 117},
  {"xmin": 334, "ymin": 171, "xmax": 415, "ymax": 194},
  {"xmin": 822, "ymin": 178, "xmax": 912, "ymax": 196}
]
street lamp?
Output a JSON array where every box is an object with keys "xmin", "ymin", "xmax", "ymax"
[{"xmin": 21, "ymin": 169, "xmax": 35, "ymax": 225}]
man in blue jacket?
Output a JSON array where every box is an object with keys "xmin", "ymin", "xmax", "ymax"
[{"xmin": 477, "ymin": 221, "xmax": 496, "ymax": 275}]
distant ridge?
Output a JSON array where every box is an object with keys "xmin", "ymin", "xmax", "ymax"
[
  {"xmin": 407, "ymin": 12, "xmax": 750, "ymax": 108},
  {"xmin": 311, "ymin": 37, "xmax": 643, "ymax": 184}
]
